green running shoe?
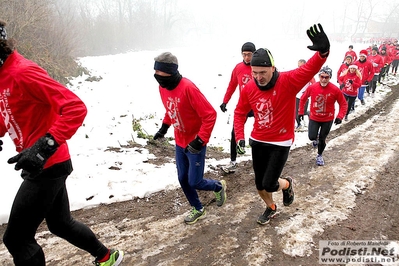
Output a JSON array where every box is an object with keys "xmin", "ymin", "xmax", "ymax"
[
  {"xmin": 93, "ymin": 249, "xmax": 124, "ymax": 266},
  {"xmin": 184, "ymin": 207, "xmax": 206, "ymax": 224},
  {"xmin": 214, "ymin": 180, "xmax": 227, "ymax": 207}
]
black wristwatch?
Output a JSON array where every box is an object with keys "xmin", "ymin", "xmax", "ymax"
[
  {"xmin": 46, "ymin": 137, "xmax": 55, "ymax": 147},
  {"xmin": 44, "ymin": 134, "xmax": 59, "ymax": 151}
]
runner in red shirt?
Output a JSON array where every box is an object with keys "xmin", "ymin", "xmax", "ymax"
[
  {"xmin": 299, "ymin": 66, "xmax": 348, "ymax": 166},
  {"xmin": 354, "ymin": 50, "xmax": 374, "ymax": 105},
  {"xmin": 368, "ymin": 46, "xmax": 384, "ymax": 96},
  {"xmin": 0, "ymin": 20, "xmax": 123, "ymax": 266},
  {"xmin": 337, "ymin": 55, "xmax": 353, "ymax": 88},
  {"xmin": 234, "ymin": 24, "xmax": 330, "ymax": 225},
  {"xmin": 153, "ymin": 52, "xmax": 227, "ymax": 225},
  {"xmin": 219, "ymin": 42, "xmax": 256, "ymax": 174},
  {"xmin": 338, "ymin": 65, "xmax": 362, "ymax": 121},
  {"xmin": 342, "ymin": 45, "xmax": 357, "ymax": 63}
]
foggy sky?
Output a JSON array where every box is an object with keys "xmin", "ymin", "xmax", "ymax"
[{"xmin": 174, "ymin": 0, "xmax": 398, "ymax": 47}]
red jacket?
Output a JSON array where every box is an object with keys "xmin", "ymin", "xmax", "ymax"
[
  {"xmin": 394, "ymin": 49, "xmax": 399, "ymax": 61},
  {"xmin": 369, "ymin": 54, "xmax": 384, "ymax": 74},
  {"xmin": 380, "ymin": 53, "xmax": 391, "ymax": 65},
  {"xmin": 343, "ymin": 50, "xmax": 357, "ymax": 63},
  {"xmin": 0, "ymin": 51, "xmax": 87, "ymax": 168},
  {"xmin": 354, "ymin": 59, "xmax": 374, "ymax": 84},
  {"xmin": 340, "ymin": 71, "xmax": 362, "ymax": 97},
  {"xmin": 160, "ymin": 77, "xmax": 216, "ymax": 148},
  {"xmin": 299, "ymin": 82, "xmax": 348, "ymax": 122},
  {"xmin": 388, "ymin": 45, "xmax": 398, "ymax": 62},
  {"xmin": 234, "ymin": 52, "xmax": 326, "ymax": 144},
  {"xmin": 337, "ymin": 63, "xmax": 350, "ymax": 82},
  {"xmin": 222, "ymin": 62, "xmax": 252, "ymax": 104}
]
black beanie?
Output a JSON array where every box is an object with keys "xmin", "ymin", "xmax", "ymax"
[
  {"xmin": 250, "ymin": 48, "xmax": 275, "ymax": 67},
  {"xmin": 242, "ymin": 42, "xmax": 256, "ymax": 53}
]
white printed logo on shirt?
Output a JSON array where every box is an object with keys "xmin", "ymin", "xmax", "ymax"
[
  {"xmin": 166, "ymin": 96, "xmax": 185, "ymax": 132},
  {"xmin": 255, "ymin": 97, "xmax": 273, "ymax": 129},
  {"xmin": 0, "ymin": 89, "xmax": 24, "ymax": 149}
]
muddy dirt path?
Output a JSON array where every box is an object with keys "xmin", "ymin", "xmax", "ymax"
[{"xmin": 1, "ymin": 84, "xmax": 399, "ymax": 266}]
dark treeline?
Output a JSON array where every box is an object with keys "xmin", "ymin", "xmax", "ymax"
[{"xmin": 0, "ymin": 0, "xmax": 190, "ymax": 83}]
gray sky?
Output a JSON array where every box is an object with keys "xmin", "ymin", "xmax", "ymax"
[{"xmin": 173, "ymin": 0, "xmax": 398, "ymax": 47}]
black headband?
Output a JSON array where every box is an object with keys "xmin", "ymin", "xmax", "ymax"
[{"xmin": 154, "ymin": 61, "xmax": 178, "ymax": 75}]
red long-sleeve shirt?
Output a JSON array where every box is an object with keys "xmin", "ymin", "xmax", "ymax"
[
  {"xmin": 354, "ymin": 59, "xmax": 374, "ymax": 84},
  {"xmin": 222, "ymin": 62, "xmax": 252, "ymax": 104},
  {"xmin": 339, "ymin": 72, "xmax": 362, "ymax": 97},
  {"xmin": 234, "ymin": 52, "xmax": 326, "ymax": 144},
  {"xmin": 337, "ymin": 63, "xmax": 350, "ymax": 82},
  {"xmin": 160, "ymin": 77, "xmax": 216, "ymax": 148},
  {"xmin": 299, "ymin": 82, "xmax": 348, "ymax": 122},
  {"xmin": 369, "ymin": 54, "xmax": 384, "ymax": 74},
  {"xmin": 343, "ymin": 50, "xmax": 357, "ymax": 63},
  {"xmin": 0, "ymin": 51, "xmax": 87, "ymax": 168}
]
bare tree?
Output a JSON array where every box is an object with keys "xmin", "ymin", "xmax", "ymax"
[{"xmin": 0, "ymin": 0, "xmax": 80, "ymax": 83}]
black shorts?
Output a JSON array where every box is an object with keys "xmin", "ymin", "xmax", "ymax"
[{"xmin": 250, "ymin": 139, "xmax": 290, "ymax": 192}]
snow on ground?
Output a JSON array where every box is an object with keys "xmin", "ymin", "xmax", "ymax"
[{"xmin": 0, "ymin": 41, "xmax": 397, "ymax": 227}]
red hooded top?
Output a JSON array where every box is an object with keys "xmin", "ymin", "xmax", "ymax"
[
  {"xmin": 337, "ymin": 62, "xmax": 350, "ymax": 82},
  {"xmin": 159, "ymin": 77, "xmax": 216, "ymax": 148},
  {"xmin": 394, "ymin": 48, "xmax": 399, "ymax": 61},
  {"xmin": 343, "ymin": 50, "xmax": 357, "ymax": 63},
  {"xmin": 339, "ymin": 70, "xmax": 362, "ymax": 97},
  {"xmin": 388, "ymin": 45, "xmax": 397, "ymax": 63},
  {"xmin": 369, "ymin": 53, "xmax": 384, "ymax": 74},
  {"xmin": 354, "ymin": 59, "xmax": 374, "ymax": 84},
  {"xmin": 234, "ymin": 52, "xmax": 326, "ymax": 145},
  {"xmin": 222, "ymin": 62, "xmax": 252, "ymax": 104},
  {"xmin": 299, "ymin": 82, "xmax": 348, "ymax": 122},
  {"xmin": 0, "ymin": 51, "xmax": 87, "ymax": 168},
  {"xmin": 380, "ymin": 51, "xmax": 391, "ymax": 65}
]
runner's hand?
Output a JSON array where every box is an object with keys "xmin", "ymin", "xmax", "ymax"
[
  {"xmin": 154, "ymin": 123, "xmax": 170, "ymax": 140},
  {"xmin": 306, "ymin": 24, "xmax": 330, "ymax": 54},
  {"xmin": 220, "ymin": 103, "xmax": 227, "ymax": 112},
  {"xmin": 8, "ymin": 134, "xmax": 59, "ymax": 175},
  {"xmin": 185, "ymin": 136, "xmax": 204, "ymax": 154},
  {"xmin": 236, "ymin": 140, "xmax": 246, "ymax": 155}
]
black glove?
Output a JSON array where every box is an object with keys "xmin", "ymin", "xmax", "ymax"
[
  {"xmin": 236, "ymin": 140, "xmax": 246, "ymax": 155},
  {"xmin": 334, "ymin": 118, "xmax": 342, "ymax": 125},
  {"xmin": 298, "ymin": 115, "xmax": 304, "ymax": 121},
  {"xmin": 0, "ymin": 139, "xmax": 3, "ymax": 152},
  {"xmin": 339, "ymin": 83, "xmax": 345, "ymax": 89},
  {"xmin": 220, "ymin": 103, "xmax": 227, "ymax": 113},
  {"xmin": 348, "ymin": 79, "xmax": 353, "ymax": 84},
  {"xmin": 364, "ymin": 81, "xmax": 369, "ymax": 85},
  {"xmin": 8, "ymin": 133, "xmax": 59, "ymax": 175},
  {"xmin": 185, "ymin": 136, "xmax": 204, "ymax": 154},
  {"xmin": 154, "ymin": 123, "xmax": 170, "ymax": 140},
  {"xmin": 306, "ymin": 24, "xmax": 330, "ymax": 54}
]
